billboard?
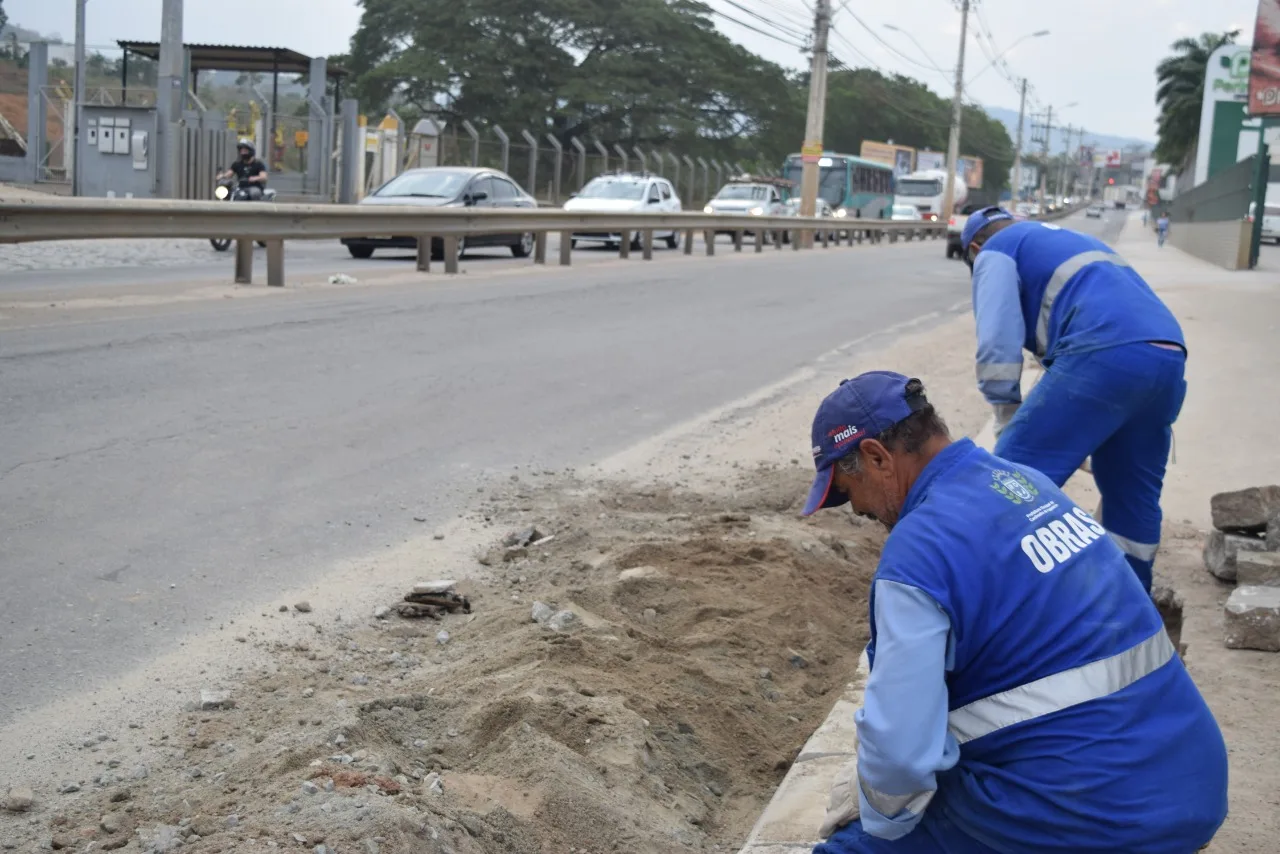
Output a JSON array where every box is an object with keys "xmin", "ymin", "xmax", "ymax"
[
  {"xmin": 916, "ymin": 150, "xmax": 946, "ymax": 172},
  {"xmin": 1194, "ymin": 44, "xmax": 1254, "ymax": 184},
  {"xmin": 1249, "ymin": 0, "xmax": 1280, "ymax": 115},
  {"xmin": 958, "ymin": 155, "xmax": 984, "ymax": 188},
  {"xmin": 860, "ymin": 141, "xmax": 915, "ymax": 177},
  {"xmin": 1103, "ymin": 149, "xmax": 1123, "ymax": 168}
]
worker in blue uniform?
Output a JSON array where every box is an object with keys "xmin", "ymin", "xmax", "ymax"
[
  {"xmin": 801, "ymin": 371, "xmax": 1227, "ymax": 854},
  {"xmin": 960, "ymin": 206, "xmax": 1187, "ymax": 591}
]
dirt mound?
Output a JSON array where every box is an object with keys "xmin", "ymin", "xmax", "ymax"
[{"xmin": 4, "ymin": 469, "xmax": 881, "ymax": 853}]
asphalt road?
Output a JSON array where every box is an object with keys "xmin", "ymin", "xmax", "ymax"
[{"xmin": 0, "ymin": 211, "xmax": 1117, "ymax": 723}]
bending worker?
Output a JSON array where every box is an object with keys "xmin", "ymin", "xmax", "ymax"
[
  {"xmin": 961, "ymin": 206, "xmax": 1186, "ymax": 591},
  {"xmin": 802, "ymin": 371, "xmax": 1227, "ymax": 854}
]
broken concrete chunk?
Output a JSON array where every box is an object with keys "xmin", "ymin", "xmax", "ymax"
[
  {"xmin": 1224, "ymin": 586, "xmax": 1280, "ymax": 652},
  {"xmin": 199, "ymin": 690, "xmax": 233, "ymax": 711},
  {"xmin": 1236, "ymin": 551, "xmax": 1280, "ymax": 587},
  {"xmin": 1210, "ymin": 485, "xmax": 1280, "ymax": 534},
  {"xmin": 503, "ymin": 526, "xmax": 543, "ymax": 549},
  {"xmin": 413, "ymin": 580, "xmax": 457, "ymax": 595},
  {"xmin": 2, "ymin": 787, "xmax": 34, "ymax": 812},
  {"xmin": 294, "ymin": 601, "xmax": 313, "ymax": 614},
  {"xmin": 546, "ymin": 610, "xmax": 580, "ymax": 632},
  {"xmin": 531, "ymin": 601, "xmax": 554, "ymax": 625},
  {"xmin": 1203, "ymin": 529, "xmax": 1269, "ymax": 581}
]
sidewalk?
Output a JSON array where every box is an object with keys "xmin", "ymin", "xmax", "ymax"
[{"xmin": 737, "ymin": 214, "xmax": 1280, "ymax": 853}]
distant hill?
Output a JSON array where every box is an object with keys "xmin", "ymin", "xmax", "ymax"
[{"xmin": 982, "ymin": 105, "xmax": 1153, "ymax": 156}]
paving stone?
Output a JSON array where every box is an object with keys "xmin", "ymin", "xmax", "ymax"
[
  {"xmin": 1210, "ymin": 486, "xmax": 1280, "ymax": 534},
  {"xmin": 1236, "ymin": 552, "xmax": 1280, "ymax": 587},
  {"xmin": 1203, "ymin": 530, "xmax": 1269, "ymax": 581},
  {"xmin": 1224, "ymin": 586, "xmax": 1280, "ymax": 652}
]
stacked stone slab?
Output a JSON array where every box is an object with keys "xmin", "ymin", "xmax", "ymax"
[{"xmin": 1206, "ymin": 486, "xmax": 1280, "ymax": 652}]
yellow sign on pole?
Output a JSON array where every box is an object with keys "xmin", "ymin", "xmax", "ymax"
[
  {"xmin": 294, "ymin": 130, "xmax": 309, "ymax": 148},
  {"xmin": 801, "ymin": 140, "xmax": 823, "ymax": 163},
  {"xmin": 378, "ymin": 114, "xmax": 400, "ymax": 132}
]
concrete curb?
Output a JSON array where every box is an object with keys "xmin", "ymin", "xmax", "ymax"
[{"xmin": 736, "ymin": 649, "xmax": 869, "ymax": 852}]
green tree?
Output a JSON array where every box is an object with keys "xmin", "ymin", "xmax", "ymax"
[
  {"xmin": 1154, "ymin": 30, "xmax": 1239, "ymax": 172},
  {"xmin": 0, "ymin": 0, "xmax": 8, "ymax": 37}
]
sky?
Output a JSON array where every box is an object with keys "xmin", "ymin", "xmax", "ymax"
[{"xmin": 4, "ymin": 0, "xmax": 1265, "ymax": 142}]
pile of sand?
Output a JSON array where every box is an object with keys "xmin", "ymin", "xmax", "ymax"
[{"xmin": 8, "ymin": 468, "xmax": 881, "ymax": 853}]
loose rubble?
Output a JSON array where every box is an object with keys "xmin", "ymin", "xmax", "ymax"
[{"xmin": 1204, "ymin": 486, "xmax": 1280, "ymax": 651}]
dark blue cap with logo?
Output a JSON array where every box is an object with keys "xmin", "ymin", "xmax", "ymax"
[
  {"xmin": 960, "ymin": 205, "xmax": 1015, "ymax": 253},
  {"xmin": 802, "ymin": 371, "xmax": 923, "ymax": 516}
]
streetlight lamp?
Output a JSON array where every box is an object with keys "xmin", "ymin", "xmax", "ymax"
[{"xmin": 966, "ymin": 30, "xmax": 1050, "ymax": 87}]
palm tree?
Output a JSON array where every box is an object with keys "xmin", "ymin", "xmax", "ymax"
[{"xmin": 1154, "ymin": 31, "xmax": 1239, "ymax": 173}]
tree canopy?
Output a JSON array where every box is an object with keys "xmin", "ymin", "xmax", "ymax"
[
  {"xmin": 345, "ymin": 0, "xmax": 1013, "ymax": 187},
  {"xmin": 1155, "ymin": 30, "xmax": 1239, "ymax": 172}
]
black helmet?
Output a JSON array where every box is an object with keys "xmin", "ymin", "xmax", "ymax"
[{"xmin": 237, "ymin": 138, "xmax": 255, "ymax": 158}]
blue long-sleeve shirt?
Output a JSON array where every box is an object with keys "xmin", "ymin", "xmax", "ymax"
[
  {"xmin": 855, "ymin": 579, "xmax": 960, "ymax": 838},
  {"xmin": 971, "ymin": 222, "xmax": 1184, "ymax": 411}
]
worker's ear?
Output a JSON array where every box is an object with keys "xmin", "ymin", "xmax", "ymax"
[{"xmin": 858, "ymin": 439, "xmax": 894, "ymax": 474}]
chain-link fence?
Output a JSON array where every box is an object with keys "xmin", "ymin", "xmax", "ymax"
[{"xmin": 0, "ymin": 46, "xmax": 30, "ymax": 158}]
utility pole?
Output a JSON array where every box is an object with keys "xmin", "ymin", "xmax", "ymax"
[
  {"xmin": 798, "ymin": 0, "xmax": 832, "ymax": 247},
  {"xmin": 941, "ymin": 0, "xmax": 970, "ymax": 222},
  {"xmin": 1037, "ymin": 104, "xmax": 1054, "ymax": 208},
  {"xmin": 72, "ymin": 0, "xmax": 87, "ymax": 195},
  {"xmin": 1057, "ymin": 124, "xmax": 1072, "ymax": 201},
  {"xmin": 1012, "ymin": 78, "xmax": 1027, "ymax": 203},
  {"xmin": 156, "ymin": 0, "xmax": 185, "ymax": 198}
]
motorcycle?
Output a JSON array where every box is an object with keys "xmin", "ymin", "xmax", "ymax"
[{"xmin": 209, "ymin": 176, "xmax": 278, "ymax": 252}]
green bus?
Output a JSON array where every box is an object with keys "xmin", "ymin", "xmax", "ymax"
[{"xmin": 782, "ymin": 152, "xmax": 895, "ymax": 219}]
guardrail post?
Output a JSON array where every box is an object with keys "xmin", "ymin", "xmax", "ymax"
[
  {"xmin": 266, "ymin": 240, "xmax": 285, "ymax": 286},
  {"xmin": 559, "ymin": 231, "xmax": 572, "ymax": 266},
  {"xmin": 793, "ymin": 230, "xmax": 802, "ymax": 251},
  {"xmin": 416, "ymin": 235, "xmax": 431, "ymax": 272},
  {"xmin": 534, "ymin": 232, "xmax": 548, "ymax": 264},
  {"xmin": 683, "ymin": 229, "xmax": 694, "ymax": 255},
  {"xmin": 619, "ymin": 230, "xmax": 631, "ymax": 259},
  {"xmin": 889, "ymin": 230, "xmax": 898, "ymax": 244},
  {"xmin": 443, "ymin": 237, "xmax": 460, "ymax": 273},
  {"xmin": 733, "ymin": 230, "xmax": 743, "ymax": 252},
  {"xmin": 820, "ymin": 229, "xmax": 829, "ymax": 248},
  {"xmin": 234, "ymin": 239, "xmax": 253, "ymax": 284},
  {"xmin": 642, "ymin": 229, "xmax": 654, "ymax": 260},
  {"xmin": 775, "ymin": 229, "xmax": 784, "ymax": 250},
  {"xmin": 755, "ymin": 229, "xmax": 764, "ymax": 253},
  {"xmin": 704, "ymin": 231, "xmax": 715, "ymax": 256}
]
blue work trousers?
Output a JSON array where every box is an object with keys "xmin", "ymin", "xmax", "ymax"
[
  {"xmin": 994, "ymin": 342, "xmax": 1187, "ymax": 591},
  {"xmin": 814, "ymin": 815, "xmax": 996, "ymax": 854}
]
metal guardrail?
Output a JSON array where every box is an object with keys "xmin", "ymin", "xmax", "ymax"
[{"xmin": 0, "ymin": 195, "xmax": 947, "ymax": 286}]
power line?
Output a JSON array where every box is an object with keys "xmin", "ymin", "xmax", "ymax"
[
  {"xmin": 715, "ymin": 0, "xmax": 811, "ymax": 41},
  {"xmin": 707, "ymin": 4, "xmax": 808, "ymax": 50},
  {"xmin": 839, "ymin": 8, "xmax": 952, "ymax": 84}
]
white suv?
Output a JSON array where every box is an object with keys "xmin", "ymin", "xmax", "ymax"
[{"xmin": 563, "ymin": 173, "xmax": 683, "ymax": 249}]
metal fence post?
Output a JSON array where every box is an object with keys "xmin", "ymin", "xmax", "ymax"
[
  {"xmin": 667, "ymin": 153, "xmax": 681, "ymax": 191},
  {"xmin": 546, "ymin": 135, "xmax": 564, "ymax": 203},
  {"xmin": 521, "ymin": 130, "xmax": 539, "ymax": 198},
  {"xmin": 712, "ymin": 160, "xmax": 724, "ymax": 193},
  {"xmin": 634, "ymin": 147, "xmax": 647, "ymax": 174},
  {"xmin": 493, "ymin": 125, "xmax": 509, "ymax": 175},
  {"xmin": 571, "ymin": 138, "xmax": 587, "ymax": 193},
  {"xmin": 651, "ymin": 149, "xmax": 665, "ymax": 177},
  {"xmin": 697, "ymin": 157, "xmax": 710, "ymax": 206},
  {"xmin": 614, "ymin": 144, "xmax": 629, "ymax": 174},
  {"xmin": 682, "ymin": 156, "xmax": 695, "ymax": 206},
  {"xmin": 461, "ymin": 121, "xmax": 480, "ymax": 167},
  {"xmin": 593, "ymin": 140, "xmax": 608, "ymax": 176}
]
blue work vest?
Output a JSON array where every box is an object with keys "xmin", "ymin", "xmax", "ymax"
[
  {"xmin": 869, "ymin": 439, "xmax": 1227, "ymax": 853},
  {"xmin": 982, "ymin": 222, "xmax": 1185, "ymax": 360}
]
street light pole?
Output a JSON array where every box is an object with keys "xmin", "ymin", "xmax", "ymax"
[
  {"xmin": 798, "ymin": 0, "xmax": 832, "ymax": 245},
  {"xmin": 940, "ymin": 0, "xmax": 970, "ymax": 223},
  {"xmin": 73, "ymin": 0, "xmax": 88, "ymax": 195},
  {"xmin": 1012, "ymin": 78, "xmax": 1026, "ymax": 202}
]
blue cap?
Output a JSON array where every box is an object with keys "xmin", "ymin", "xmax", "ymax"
[
  {"xmin": 802, "ymin": 371, "xmax": 921, "ymax": 516},
  {"xmin": 959, "ymin": 205, "xmax": 1015, "ymax": 253}
]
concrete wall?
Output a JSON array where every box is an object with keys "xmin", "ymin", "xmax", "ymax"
[{"xmin": 1168, "ymin": 219, "xmax": 1252, "ymax": 271}]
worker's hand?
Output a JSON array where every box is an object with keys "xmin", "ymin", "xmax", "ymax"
[{"xmin": 818, "ymin": 757, "xmax": 861, "ymax": 840}]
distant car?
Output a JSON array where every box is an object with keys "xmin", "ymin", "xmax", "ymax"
[
  {"xmin": 704, "ymin": 179, "xmax": 790, "ymax": 242},
  {"xmin": 782, "ymin": 197, "xmax": 837, "ymax": 242},
  {"xmin": 890, "ymin": 204, "xmax": 923, "ymax": 221},
  {"xmin": 563, "ymin": 173, "xmax": 682, "ymax": 249},
  {"xmin": 341, "ymin": 167, "xmax": 537, "ymax": 260},
  {"xmin": 946, "ymin": 202, "xmax": 985, "ymax": 260},
  {"xmin": 1086, "ymin": 205, "xmax": 1104, "ymax": 219},
  {"xmin": 1249, "ymin": 201, "xmax": 1280, "ymax": 243}
]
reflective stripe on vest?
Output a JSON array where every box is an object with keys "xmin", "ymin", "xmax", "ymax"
[
  {"xmin": 859, "ymin": 779, "xmax": 935, "ymax": 819},
  {"xmin": 1109, "ymin": 530, "xmax": 1160, "ymax": 562},
  {"xmin": 976, "ymin": 361, "xmax": 1023, "ymax": 382},
  {"xmin": 947, "ymin": 629, "xmax": 1175, "ymax": 746},
  {"xmin": 1034, "ymin": 250, "xmax": 1132, "ymax": 355}
]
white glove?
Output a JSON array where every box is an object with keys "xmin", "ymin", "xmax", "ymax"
[
  {"xmin": 818, "ymin": 757, "xmax": 861, "ymax": 839},
  {"xmin": 992, "ymin": 403, "xmax": 1020, "ymax": 439}
]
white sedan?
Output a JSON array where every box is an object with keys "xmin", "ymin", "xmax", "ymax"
[{"xmin": 891, "ymin": 204, "xmax": 923, "ymax": 221}]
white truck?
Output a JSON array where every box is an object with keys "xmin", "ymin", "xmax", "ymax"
[{"xmin": 894, "ymin": 169, "xmax": 968, "ymax": 223}]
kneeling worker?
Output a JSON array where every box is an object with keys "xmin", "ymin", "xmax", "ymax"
[
  {"xmin": 962, "ymin": 207, "xmax": 1186, "ymax": 591},
  {"xmin": 802, "ymin": 372, "xmax": 1226, "ymax": 854}
]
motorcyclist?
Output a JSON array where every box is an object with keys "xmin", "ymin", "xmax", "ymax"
[{"xmin": 218, "ymin": 139, "xmax": 269, "ymax": 200}]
